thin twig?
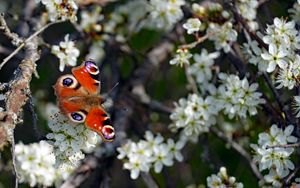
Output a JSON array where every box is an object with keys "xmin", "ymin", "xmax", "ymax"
[
  {"xmin": 210, "ymin": 127, "xmax": 265, "ymax": 182},
  {"xmin": 179, "ymin": 32, "xmax": 213, "ymax": 50},
  {"xmin": 0, "ymin": 13, "xmax": 22, "ymax": 46},
  {"xmin": 284, "ymin": 165, "xmax": 300, "ymax": 186},
  {"xmin": 262, "ymin": 73, "xmax": 292, "ymax": 124},
  {"xmin": 227, "ymin": 1, "xmax": 268, "ymax": 50},
  {"xmin": 266, "ymin": 143, "xmax": 300, "ymax": 149},
  {"xmin": 0, "ymin": 20, "xmax": 63, "ymax": 70}
]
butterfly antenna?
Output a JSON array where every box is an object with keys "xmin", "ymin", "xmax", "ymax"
[{"xmin": 107, "ymin": 82, "xmax": 119, "ymax": 95}]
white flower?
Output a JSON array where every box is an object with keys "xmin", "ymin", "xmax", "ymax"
[
  {"xmin": 236, "ymin": 0, "xmax": 259, "ymax": 30},
  {"xmin": 187, "ymin": 49, "xmax": 219, "ymax": 83},
  {"xmin": 15, "ymin": 141, "xmax": 56, "ymax": 187},
  {"xmin": 207, "ymin": 22, "xmax": 238, "ymax": 53},
  {"xmin": 167, "ymin": 139, "xmax": 185, "ymax": 162},
  {"xmin": 183, "ymin": 18, "xmax": 201, "ymax": 34},
  {"xmin": 79, "ymin": 7, "xmax": 103, "ymax": 33},
  {"xmin": 170, "ymin": 94, "xmax": 219, "ymax": 139},
  {"xmin": 144, "ymin": 131, "xmax": 164, "ymax": 151},
  {"xmin": 37, "ymin": 0, "xmax": 78, "ymax": 22},
  {"xmin": 261, "ymin": 44, "xmax": 288, "ymax": 72},
  {"xmin": 217, "ymin": 74, "xmax": 265, "ymax": 119},
  {"xmin": 242, "ymin": 41, "xmax": 268, "ymax": 71},
  {"xmin": 288, "ymin": 1, "xmax": 300, "ymax": 24},
  {"xmin": 207, "ymin": 167, "xmax": 244, "ymax": 188},
  {"xmin": 260, "ymin": 17, "xmax": 300, "ymax": 90},
  {"xmin": 169, "ymin": 49, "xmax": 192, "ymax": 67},
  {"xmin": 117, "ymin": 131, "xmax": 184, "ymax": 179},
  {"xmin": 151, "ymin": 143, "xmax": 173, "ymax": 173},
  {"xmin": 124, "ymin": 155, "xmax": 150, "ymax": 179},
  {"xmin": 251, "ymin": 124, "xmax": 298, "ymax": 182},
  {"xmin": 275, "ymin": 66, "xmax": 296, "ymax": 89},
  {"xmin": 46, "ymin": 109, "xmax": 98, "ymax": 171},
  {"xmin": 117, "ymin": 140, "xmax": 133, "ymax": 160},
  {"xmin": 148, "ymin": 0, "xmax": 185, "ymax": 30},
  {"xmin": 264, "ymin": 169, "xmax": 288, "ymax": 187},
  {"xmin": 51, "ymin": 34, "xmax": 80, "ymax": 72}
]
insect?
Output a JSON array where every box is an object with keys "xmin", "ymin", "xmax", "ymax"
[{"xmin": 53, "ymin": 60, "xmax": 115, "ymax": 142}]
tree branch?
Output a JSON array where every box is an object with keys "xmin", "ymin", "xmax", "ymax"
[
  {"xmin": 210, "ymin": 127, "xmax": 264, "ymax": 182},
  {"xmin": 0, "ymin": 18, "xmax": 63, "ymax": 70}
]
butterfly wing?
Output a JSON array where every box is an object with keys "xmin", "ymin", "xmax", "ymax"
[
  {"xmin": 72, "ymin": 60, "xmax": 101, "ymax": 95},
  {"xmin": 56, "ymin": 96, "xmax": 114, "ymax": 142},
  {"xmin": 53, "ymin": 74, "xmax": 90, "ymax": 98},
  {"xmin": 54, "ymin": 60, "xmax": 114, "ymax": 142},
  {"xmin": 85, "ymin": 107, "xmax": 115, "ymax": 142}
]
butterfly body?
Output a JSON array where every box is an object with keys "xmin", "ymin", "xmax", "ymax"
[{"xmin": 54, "ymin": 60, "xmax": 115, "ymax": 142}]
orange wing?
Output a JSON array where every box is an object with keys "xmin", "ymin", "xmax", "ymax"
[
  {"xmin": 85, "ymin": 107, "xmax": 115, "ymax": 142},
  {"xmin": 53, "ymin": 60, "xmax": 115, "ymax": 142},
  {"xmin": 72, "ymin": 60, "xmax": 101, "ymax": 95},
  {"xmin": 53, "ymin": 74, "xmax": 89, "ymax": 98}
]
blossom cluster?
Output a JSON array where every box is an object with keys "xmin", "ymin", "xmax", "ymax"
[
  {"xmin": 236, "ymin": 0, "xmax": 259, "ymax": 30},
  {"xmin": 79, "ymin": 7, "xmax": 105, "ymax": 61},
  {"xmin": 207, "ymin": 167, "xmax": 244, "ymax": 188},
  {"xmin": 187, "ymin": 49, "xmax": 220, "ymax": 84},
  {"xmin": 169, "ymin": 94, "xmax": 218, "ymax": 140},
  {"xmin": 46, "ymin": 110, "xmax": 98, "ymax": 172},
  {"xmin": 250, "ymin": 124, "xmax": 298, "ymax": 187},
  {"xmin": 117, "ymin": 131, "xmax": 185, "ymax": 179},
  {"xmin": 207, "ymin": 22, "xmax": 238, "ymax": 53},
  {"xmin": 191, "ymin": 2, "xmax": 230, "ymax": 23},
  {"xmin": 148, "ymin": 0, "xmax": 185, "ymax": 30},
  {"xmin": 189, "ymin": 2, "xmax": 237, "ymax": 53},
  {"xmin": 216, "ymin": 73, "xmax": 265, "ymax": 119},
  {"xmin": 102, "ymin": 0, "xmax": 185, "ymax": 35},
  {"xmin": 51, "ymin": 34, "xmax": 80, "ymax": 72},
  {"xmin": 242, "ymin": 40, "xmax": 268, "ymax": 71},
  {"xmin": 261, "ymin": 17, "xmax": 300, "ymax": 89},
  {"xmin": 169, "ymin": 73, "xmax": 265, "ymax": 138},
  {"xmin": 15, "ymin": 141, "xmax": 56, "ymax": 187},
  {"xmin": 79, "ymin": 7, "xmax": 103, "ymax": 34},
  {"xmin": 36, "ymin": 0, "xmax": 78, "ymax": 22},
  {"xmin": 288, "ymin": 0, "xmax": 300, "ymax": 24},
  {"xmin": 169, "ymin": 49, "xmax": 193, "ymax": 67}
]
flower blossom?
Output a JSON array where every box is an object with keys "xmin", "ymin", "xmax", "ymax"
[
  {"xmin": 117, "ymin": 131, "xmax": 185, "ymax": 179},
  {"xmin": 36, "ymin": 0, "xmax": 78, "ymax": 22},
  {"xmin": 15, "ymin": 141, "xmax": 56, "ymax": 187},
  {"xmin": 250, "ymin": 124, "xmax": 298, "ymax": 187},
  {"xmin": 183, "ymin": 18, "xmax": 202, "ymax": 34},
  {"xmin": 46, "ymin": 109, "xmax": 98, "ymax": 171},
  {"xmin": 51, "ymin": 34, "xmax": 80, "ymax": 72},
  {"xmin": 217, "ymin": 73, "xmax": 265, "ymax": 119},
  {"xmin": 169, "ymin": 49, "xmax": 192, "ymax": 67},
  {"xmin": 207, "ymin": 167, "xmax": 244, "ymax": 188}
]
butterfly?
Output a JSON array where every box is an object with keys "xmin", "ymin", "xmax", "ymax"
[{"xmin": 53, "ymin": 60, "xmax": 115, "ymax": 142}]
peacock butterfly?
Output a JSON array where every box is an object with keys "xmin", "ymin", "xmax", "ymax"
[{"xmin": 53, "ymin": 60, "xmax": 115, "ymax": 142}]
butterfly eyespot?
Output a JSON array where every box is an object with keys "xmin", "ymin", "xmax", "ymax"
[
  {"xmin": 60, "ymin": 75, "xmax": 78, "ymax": 88},
  {"xmin": 85, "ymin": 60, "xmax": 99, "ymax": 75},
  {"xmin": 101, "ymin": 125, "xmax": 115, "ymax": 141},
  {"xmin": 69, "ymin": 111, "xmax": 86, "ymax": 123},
  {"xmin": 63, "ymin": 77, "xmax": 73, "ymax": 86}
]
